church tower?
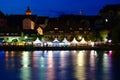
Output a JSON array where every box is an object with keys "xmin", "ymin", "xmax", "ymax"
[{"xmin": 26, "ymin": 6, "xmax": 32, "ymax": 15}]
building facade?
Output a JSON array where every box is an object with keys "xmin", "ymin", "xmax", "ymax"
[{"xmin": 0, "ymin": 6, "xmax": 112, "ymax": 43}]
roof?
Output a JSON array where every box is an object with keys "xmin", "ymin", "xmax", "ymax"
[
  {"xmin": 0, "ymin": 11, "xmax": 4, "ymax": 17},
  {"xmin": 44, "ymin": 15, "xmax": 101, "ymax": 32}
]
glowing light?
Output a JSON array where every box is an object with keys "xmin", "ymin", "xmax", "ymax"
[
  {"xmin": 22, "ymin": 51, "xmax": 30, "ymax": 67},
  {"xmin": 108, "ymin": 50, "xmax": 112, "ymax": 56},
  {"xmin": 5, "ymin": 51, "xmax": 9, "ymax": 57},
  {"xmin": 77, "ymin": 36, "xmax": 82, "ymax": 40},
  {"xmin": 71, "ymin": 37, "xmax": 79, "ymax": 46},
  {"xmin": 10, "ymin": 51, "xmax": 15, "ymax": 57},
  {"xmin": 90, "ymin": 42, "xmax": 94, "ymax": 47},
  {"xmin": 105, "ymin": 19, "xmax": 108, "ymax": 22},
  {"xmin": 75, "ymin": 51, "xmax": 85, "ymax": 80},
  {"xmin": 37, "ymin": 27, "xmax": 43, "ymax": 35},
  {"xmin": 108, "ymin": 40, "xmax": 112, "ymax": 43},
  {"xmin": 31, "ymin": 21, "xmax": 35, "ymax": 30},
  {"xmin": 24, "ymin": 36, "xmax": 28, "ymax": 39},
  {"xmin": 77, "ymin": 51, "xmax": 84, "ymax": 66},
  {"xmin": 54, "ymin": 27, "xmax": 59, "ymax": 30},
  {"xmin": 104, "ymin": 38, "xmax": 108, "ymax": 43}
]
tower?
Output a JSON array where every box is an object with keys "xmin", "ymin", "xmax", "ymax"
[
  {"xmin": 26, "ymin": 6, "xmax": 32, "ymax": 15},
  {"xmin": 80, "ymin": 10, "xmax": 82, "ymax": 16}
]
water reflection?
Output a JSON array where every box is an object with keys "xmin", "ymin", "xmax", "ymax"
[
  {"xmin": 90, "ymin": 50, "xmax": 96, "ymax": 67},
  {"xmin": 47, "ymin": 50, "xmax": 55, "ymax": 80},
  {"xmin": 0, "ymin": 50, "xmax": 120, "ymax": 80},
  {"xmin": 75, "ymin": 51, "xmax": 86, "ymax": 80}
]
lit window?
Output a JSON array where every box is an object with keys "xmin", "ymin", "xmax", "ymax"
[
  {"xmin": 54, "ymin": 28, "xmax": 59, "ymax": 30},
  {"xmin": 79, "ymin": 28, "xmax": 83, "ymax": 30},
  {"xmin": 6, "ymin": 33, "xmax": 9, "ymax": 35}
]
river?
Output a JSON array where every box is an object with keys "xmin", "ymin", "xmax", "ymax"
[{"xmin": 0, "ymin": 50, "xmax": 120, "ymax": 80}]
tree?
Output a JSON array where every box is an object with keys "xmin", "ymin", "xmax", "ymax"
[{"xmin": 111, "ymin": 15, "xmax": 120, "ymax": 44}]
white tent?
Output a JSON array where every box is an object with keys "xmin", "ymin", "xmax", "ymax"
[
  {"xmin": 70, "ymin": 37, "xmax": 79, "ymax": 46},
  {"xmin": 79, "ymin": 38, "xmax": 87, "ymax": 43},
  {"xmin": 52, "ymin": 38, "xmax": 60, "ymax": 46},
  {"xmin": 79, "ymin": 38, "xmax": 87, "ymax": 46},
  {"xmin": 46, "ymin": 41, "xmax": 53, "ymax": 47},
  {"xmin": 61, "ymin": 38, "xmax": 70, "ymax": 46},
  {"xmin": 33, "ymin": 37, "xmax": 43, "ymax": 47}
]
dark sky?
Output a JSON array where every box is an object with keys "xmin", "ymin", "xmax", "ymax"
[{"xmin": 0, "ymin": 0, "xmax": 120, "ymax": 17}]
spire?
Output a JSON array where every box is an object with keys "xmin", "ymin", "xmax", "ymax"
[
  {"xmin": 80, "ymin": 10, "xmax": 82, "ymax": 16},
  {"xmin": 26, "ymin": 6, "xmax": 32, "ymax": 15}
]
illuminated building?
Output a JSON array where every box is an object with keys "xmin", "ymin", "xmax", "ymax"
[{"xmin": 0, "ymin": 6, "xmax": 113, "ymax": 43}]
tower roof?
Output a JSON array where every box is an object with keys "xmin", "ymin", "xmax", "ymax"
[{"xmin": 26, "ymin": 6, "xmax": 32, "ymax": 15}]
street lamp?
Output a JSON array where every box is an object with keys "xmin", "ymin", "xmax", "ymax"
[{"xmin": 105, "ymin": 19, "xmax": 108, "ymax": 22}]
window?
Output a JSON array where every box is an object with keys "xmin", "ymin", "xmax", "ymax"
[
  {"xmin": 79, "ymin": 28, "xmax": 83, "ymax": 30},
  {"xmin": 54, "ymin": 28, "xmax": 59, "ymax": 30}
]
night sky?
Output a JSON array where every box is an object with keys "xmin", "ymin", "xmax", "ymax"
[{"xmin": 0, "ymin": 0, "xmax": 120, "ymax": 17}]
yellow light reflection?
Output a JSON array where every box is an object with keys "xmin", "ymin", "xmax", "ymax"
[
  {"xmin": 70, "ymin": 50, "xmax": 78, "ymax": 65},
  {"xmin": 75, "ymin": 51, "xmax": 86, "ymax": 80},
  {"xmin": 77, "ymin": 51, "xmax": 84, "ymax": 66},
  {"xmin": 4, "ymin": 51, "xmax": 9, "ymax": 69},
  {"xmin": 5, "ymin": 51, "xmax": 9, "ymax": 57},
  {"xmin": 21, "ymin": 51, "xmax": 30, "ymax": 67},
  {"xmin": 4, "ymin": 51, "xmax": 15, "ymax": 69},
  {"xmin": 10, "ymin": 51, "xmax": 15, "ymax": 57}
]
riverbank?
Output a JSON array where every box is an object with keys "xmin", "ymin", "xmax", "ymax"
[{"xmin": 0, "ymin": 45, "xmax": 119, "ymax": 51}]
